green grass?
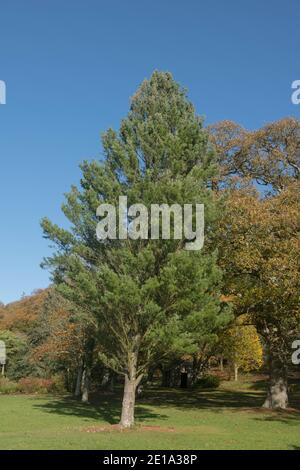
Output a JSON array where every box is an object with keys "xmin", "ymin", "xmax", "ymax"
[{"xmin": 0, "ymin": 377, "xmax": 299, "ymax": 450}]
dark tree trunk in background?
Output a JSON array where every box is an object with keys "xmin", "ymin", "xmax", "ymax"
[
  {"xmin": 81, "ymin": 366, "xmax": 90, "ymax": 403},
  {"xmin": 191, "ymin": 361, "xmax": 199, "ymax": 385},
  {"xmin": 109, "ymin": 373, "xmax": 115, "ymax": 392},
  {"xmin": 80, "ymin": 337, "xmax": 95, "ymax": 403},
  {"xmin": 180, "ymin": 372, "xmax": 188, "ymax": 388},
  {"xmin": 161, "ymin": 367, "xmax": 178, "ymax": 387},
  {"xmin": 147, "ymin": 368, "xmax": 155, "ymax": 385},
  {"xmin": 162, "ymin": 369, "xmax": 172, "ymax": 387},
  {"xmin": 74, "ymin": 363, "xmax": 83, "ymax": 397},
  {"xmin": 101, "ymin": 370, "xmax": 115, "ymax": 391}
]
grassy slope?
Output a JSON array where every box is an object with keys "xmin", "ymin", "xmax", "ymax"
[{"xmin": 0, "ymin": 377, "xmax": 299, "ymax": 450}]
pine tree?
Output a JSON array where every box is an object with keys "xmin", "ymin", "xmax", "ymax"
[{"xmin": 41, "ymin": 71, "xmax": 229, "ymax": 427}]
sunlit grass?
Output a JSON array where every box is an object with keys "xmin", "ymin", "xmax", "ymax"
[{"xmin": 0, "ymin": 377, "xmax": 299, "ymax": 450}]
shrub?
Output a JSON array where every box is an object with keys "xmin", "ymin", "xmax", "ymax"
[
  {"xmin": 18, "ymin": 377, "xmax": 52, "ymax": 394},
  {"xmin": 195, "ymin": 374, "xmax": 221, "ymax": 389},
  {"xmin": 0, "ymin": 377, "xmax": 19, "ymax": 394},
  {"xmin": 17, "ymin": 376, "xmax": 65, "ymax": 394}
]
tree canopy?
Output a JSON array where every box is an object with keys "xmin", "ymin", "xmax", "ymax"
[{"xmin": 41, "ymin": 71, "xmax": 230, "ymax": 426}]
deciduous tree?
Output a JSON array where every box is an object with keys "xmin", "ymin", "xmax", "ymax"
[
  {"xmin": 219, "ymin": 316, "xmax": 263, "ymax": 381},
  {"xmin": 218, "ymin": 185, "xmax": 300, "ymax": 408}
]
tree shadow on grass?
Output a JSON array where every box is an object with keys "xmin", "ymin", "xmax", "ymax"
[
  {"xmin": 139, "ymin": 381, "xmax": 300, "ymax": 424},
  {"xmin": 141, "ymin": 386, "xmax": 266, "ymax": 411},
  {"xmin": 32, "ymin": 377, "xmax": 300, "ymax": 427},
  {"xmin": 253, "ymin": 411, "xmax": 300, "ymax": 426},
  {"xmin": 33, "ymin": 394, "xmax": 167, "ymax": 425}
]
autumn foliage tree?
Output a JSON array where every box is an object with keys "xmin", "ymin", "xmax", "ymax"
[
  {"xmin": 0, "ymin": 289, "xmax": 49, "ymax": 333},
  {"xmin": 208, "ymin": 117, "xmax": 300, "ymax": 192},
  {"xmin": 30, "ymin": 290, "xmax": 97, "ymax": 402},
  {"xmin": 219, "ymin": 316, "xmax": 263, "ymax": 381},
  {"xmin": 208, "ymin": 116, "xmax": 300, "ymax": 408},
  {"xmin": 0, "ymin": 290, "xmax": 51, "ymax": 380},
  {"xmin": 217, "ymin": 184, "xmax": 300, "ymax": 408}
]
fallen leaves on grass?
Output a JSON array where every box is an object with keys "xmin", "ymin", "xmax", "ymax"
[{"xmin": 82, "ymin": 424, "xmax": 176, "ymax": 433}]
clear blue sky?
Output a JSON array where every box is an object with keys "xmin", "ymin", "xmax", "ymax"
[{"xmin": 0, "ymin": 0, "xmax": 299, "ymax": 304}]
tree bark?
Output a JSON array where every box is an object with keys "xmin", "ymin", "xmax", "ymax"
[
  {"xmin": 234, "ymin": 363, "xmax": 239, "ymax": 382},
  {"xmin": 263, "ymin": 351, "xmax": 288, "ymax": 409},
  {"xmin": 80, "ymin": 337, "xmax": 95, "ymax": 403},
  {"xmin": 109, "ymin": 373, "xmax": 115, "ymax": 392},
  {"xmin": 162, "ymin": 369, "xmax": 171, "ymax": 387},
  {"xmin": 81, "ymin": 367, "xmax": 90, "ymax": 403},
  {"xmin": 120, "ymin": 351, "xmax": 142, "ymax": 428},
  {"xmin": 120, "ymin": 374, "xmax": 138, "ymax": 428},
  {"xmin": 74, "ymin": 363, "xmax": 83, "ymax": 397},
  {"xmin": 191, "ymin": 354, "xmax": 208, "ymax": 385}
]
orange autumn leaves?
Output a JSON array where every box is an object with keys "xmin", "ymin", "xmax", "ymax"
[
  {"xmin": 0, "ymin": 289, "xmax": 49, "ymax": 332},
  {"xmin": 29, "ymin": 306, "xmax": 86, "ymax": 365},
  {"xmin": 217, "ymin": 183, "xmax": 300, "ymax": 327},
  {"xmin": 208, "ymin": 117, "xmax": 300, "ymax": 192}
]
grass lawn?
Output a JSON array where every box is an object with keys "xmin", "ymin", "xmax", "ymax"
[{"xmin": 0, "ymin": 376, "xmax": 299, "ymax": 450}]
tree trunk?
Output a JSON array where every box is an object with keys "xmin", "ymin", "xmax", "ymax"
[
  {"xmin": 120, "ymin": 374, "xmax": 137, "ymax": 428},
  {"xmin": 162, "ymin": 369, "xmax": 171, "ymax": 387},
  {"xmin": 109, "ymin": 373, "xmax": 115, "ymax": 392},
  {"xmin": 120, "ymin": 350, "xmax": 143, "ymax": 428},
  {"xmin": 81, "ymin": 367, "xmax": 89, "ymax": 403},
  {"xmin": 101, "ymin": 370, "xmax": 110, "ymax": 388},
  {"xmin": 80, "ymin": 337, "xmax": 95, "ymax": 403},
  {"xmin": 180, "ymin": 372, "xmax": 188, "ymax": 388},
  {"xmin": 234, "ymin": 363, "xmax": 239, "ymax": 381},
  {"xmin": 220, "ymin": 356, "xmax": 224, "ymax": 372},
  {"xmin": 263, "ymin": 353, "xmax": 288, "ymax": 409},
  {"xmin": 74, "ymin": 364, "xmax": 83, "ymax": 397},
  {"xmin": 191, "ymin": 354, "xmax": 208, "ymax": 385}
]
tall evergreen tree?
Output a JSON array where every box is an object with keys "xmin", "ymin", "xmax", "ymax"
[{"xmin": 41, "ymin": 71, "xmax": 229, "ymax": 427}]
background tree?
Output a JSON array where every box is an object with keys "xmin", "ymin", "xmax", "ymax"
[
  {"xmin": 208, "ymin": 117, "xmax": 300, "ymax": 193},
  {"xmin": 0, "ymin": 289, "xmax": 49, "ymax": 333},
  {"xmin": 29, "ymin": 290, "xmax": 97, "ymax": 402},
  {"xmin": 219, "ymin": 316, "xmax": 263, "ymax": 381},
  {"xmin": 0, "ymin": 290, "xmax": 51, "ymax": 380},
  {"xmin": 0, "ymin": 330, "xmax": 30, "ymax": 380},
  {"xmin": 41, "ymin": 71, "xmax": 230, "ymax": 427},
  {"xmin": 209, "ymin": 117, "xmax": 300, "ymax": 408},
  {"xmin": 217, "ymin": 184, "xmax": 300, "ymax": 408}
]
